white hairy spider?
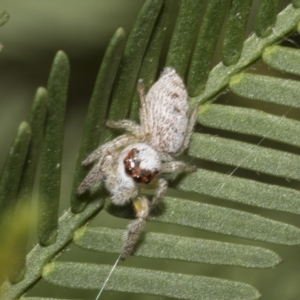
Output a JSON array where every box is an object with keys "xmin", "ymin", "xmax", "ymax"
[{"xmin": 78, "ymin": 67, "xmax": 197, "ymax": 259}]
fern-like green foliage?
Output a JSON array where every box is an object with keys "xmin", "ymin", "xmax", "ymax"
[{"xmin": 1, "ymin": 1, "xmax": 300, "ymax": 300}]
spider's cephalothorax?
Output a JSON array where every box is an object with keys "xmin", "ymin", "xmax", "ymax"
[{"xmin": 78, "ymin": 67, "xmax": 197, "ymax": 259}]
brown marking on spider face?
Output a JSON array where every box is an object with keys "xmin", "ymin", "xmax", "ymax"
[{"xmin": 123, "ymin": 148, "xmax": 158, "ymax": 184}]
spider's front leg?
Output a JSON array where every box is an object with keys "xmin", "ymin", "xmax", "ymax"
[
  {"xmin": 161, "ymin": 161, "xmax": 196, "ymax": 174},
  {"xmin": 82, "ymin": 134, "xmax": 135, "ymax": 166},
  {"xmin": 150, "ymin": 178, "xmax": 168, "ymax": 209},
  {"xmin": 121, "ymin": 195, "xmax": 149, "ymax": 260},
  {"xmin": 148, "ymin": 161, "xmax": 196, "ymax": 207}
]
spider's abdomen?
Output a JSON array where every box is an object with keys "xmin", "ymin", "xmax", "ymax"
[{"xmin": 145, "ymin": 67, "xmax": 188, "ymax": 154}]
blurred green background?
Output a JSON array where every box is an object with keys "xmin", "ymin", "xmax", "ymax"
[{"xmin": 0, "ymin": 1, "xmax": 299, "ymax": 300}]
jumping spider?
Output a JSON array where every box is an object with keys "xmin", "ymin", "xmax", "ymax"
[{"xmin": 78, "ymin": 67, "xmax": 197, "ymax": 259}]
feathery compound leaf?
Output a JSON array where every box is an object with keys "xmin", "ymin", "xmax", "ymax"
[
  {"xmin": 42, "ymin": 262, "xmax": 261, "ymax": 300},
  {"xmin": 198, "ymin": 104, "xmax": 300, "ymax": 148},
  {"xmin": 71, "ymin": 27, "xmax": 126, "ymax": 213},
  {"xmin": 39, "ymin": 51, "xmax": 69, "ymax": 246},
  {"xmin": 74, "ymin": 227, "xmax": 281, "ymax": 268},
  {"xmin": 3, "ymin": 2, "xmax": 300, "ymax": 300}
]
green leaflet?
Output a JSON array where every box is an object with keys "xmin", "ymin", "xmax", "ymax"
[
  {"xmin": 38, "ymin": 51, "xmax": 69, "ymax": 246},
  {"xmin": 166, "ymin": 0, "xmax": 205, "ymax": 77},
  {"xmin": 263, "ymin": 45, "xmax": 300, "ymax": 75},
  {"xmin": 74, "ymin": 227, "xmax": 281, "ymax": 268},
  {"xmin": 189, "ymin": 133, "xmax": 300, "ymax": 180},
  {"xmin": 177, "ymin": 169, "xmax": 300, "ymax": 214},
  {"xmin": 255, "ymin": 0, "xmax": 279, "ymax": 37},
  {"xmin": 222, "ymin": 0, "xmax": 252, "ymax": 65},
  {"xmin": 153, "ymin": 197, "xmax": 300, "ymax": 245},
  {"xmin": 42, "ymin": 262, "xmax": 261, "ymax": 300},
  {"xmin": 198, "ymin": 104, "xmax": 300, "ymax": 148},
  {"xmin": 229, "ymin": 73, "xmax": 300, "ymax": 108},
  {"xmin": 188, "ymin": 0, "xmax": 230, "ymax": 96},
  {"xmin": 0, "ymin": 122, "xmax": 31, "ymax": 217},
  {"xmin": 9, "ymin": 88, "xmax": 48, "ymax": 283}
]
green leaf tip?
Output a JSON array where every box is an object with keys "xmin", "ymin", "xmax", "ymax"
[{"xmin": 0, "ymin": 10, "xmax": 9, "ymax": 27}]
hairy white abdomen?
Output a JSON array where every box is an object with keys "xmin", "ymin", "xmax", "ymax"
[{"xmin": 145, "ymin": 68, "xmax": 188, "ymax": 154}]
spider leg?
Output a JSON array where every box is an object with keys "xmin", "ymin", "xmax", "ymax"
[
  {"xmin": 121, "ymin": 195, "xmax": 149, "ymax": 260},
  {"xmin": 160, "ymin": 161, "xmax": 196, "ymax": 174},
  {"xmin": 177, "ymin": 106, "xmax": 198, "ymax": 154},
  {"xmin": 82, "ymin": 134, "xmax": 135, "ymax": 166},
  {"xmin": 77, "ymin": 161, "xmax": 104, "ymax": 195},
  {"xmin": 138, "ymin": 79, "xmax": 150, "ymax": 136},
  {"xmin": 151, "ymin": 178, "xmax": 168, "ymax": 209},
  {"xmin": 106, "ymin": 120, "xmax": 142, "ymax": 137}
]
